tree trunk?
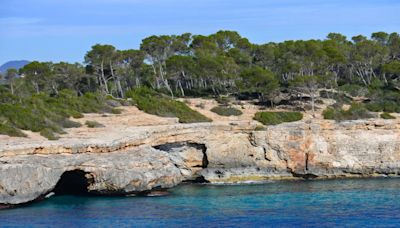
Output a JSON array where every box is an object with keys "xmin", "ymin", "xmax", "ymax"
[
  {"xmin": 135, "ymin": 76, "xmax": 140, "ymax": 88},
  {"xmin": 110, "ymin": 61, "xmax": 124, "ymax": 98},
  {"xmin": 178, "ymin": 80, "xmax": 185, "ymax": 97},
  {"xmin": 159, "ymin": 64, "xmax": 174, "ymax": 98},
  {"xmin": 10, "ymin": 81, "xmax": 14, "ymax": 95},
  {"xmin": 34, "ymin": 82, "xmax": 40, "ymax": 94},
  {"xmin": 52, "ymin": 84, "xmax": 59, "ymax": 95},
  {"xmin": 100, "ymin": 61, "xmax": 109, "ymax": 94}
]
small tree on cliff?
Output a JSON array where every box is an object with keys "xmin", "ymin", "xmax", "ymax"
[
  {"xmin": 289, "ymin": 75, "xmax": 327, "ymax": 117},
  {"xmin": 238, "ymin": 66, "xmax": 280, "ymax": 106}
]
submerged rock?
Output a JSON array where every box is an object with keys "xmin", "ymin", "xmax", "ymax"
[{"xmin": 145, "ymin": 190, "xmax": 170, "ymax": 197}]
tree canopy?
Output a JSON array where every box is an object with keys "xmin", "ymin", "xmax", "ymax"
[{"xmin": 1, "ymin": 30, "xmax": 398, "ymax": 102}]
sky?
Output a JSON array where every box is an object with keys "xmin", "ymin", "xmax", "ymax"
[{"xmin": 0, "ymin": 0, "xmax": 399, "ymax": 64}]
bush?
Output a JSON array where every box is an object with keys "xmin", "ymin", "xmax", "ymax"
[
  {"xmin": 340, "ymin": 84, "xmax": 369, "ymax": 97},
  {"xmin": 210, "ymin": 106, "xmax": 243, "ymax": 116},
  {"xmin": 254, "ymin": 125, "xmax": 266, "ymax": 131},
  {"xmin": 0, "ymin": 89, "xmax": 114, "ymax": 139},
  {"xmin": 365, "ymin": 89, "xmax": 400, "ymax": 113},
  {"xmin": 254, "ymin": 111, "xmax": 303, "ymax": 125},
  {"xmin": 323, "ymin": 103, "xmax": 374, "ymax": 121},
  {"xmin": 40, "ymin": 128, "xmax": 59, "ymax": 140},
  {"xmin": 60, "ymin": 119, "xmax": 82, "ymax": 128},
  {"xmin": 72, "ymin": 112, "xmax": 84, "ymax": 118},
  {"xmin": 366, "ymin": 101, "xmax": 400, "ymax": 113},
  {"xmin": 111, "ymin": 108, "xmax": 122, "ymax": 114},
  {"xmin": 85, "ymin": 120, "xmax": 104, "ymax": 128},
  {"xmin": 322, "ymin": 107, "xmax": 335, "ymax": 120},
  {"xmin": 126, "ymin": 88, "xmax": 211, "ymax": 123},
  {"xmin": 381, "ymin": 112, "xmax": 396, "ymax": 119},
  {"xmin": 0, "ymin": 119, "xmax": 27, "ymax": 137},
  {"xmin": 216, "ymin": 96, "xmax": 230, "ymax": 106}
]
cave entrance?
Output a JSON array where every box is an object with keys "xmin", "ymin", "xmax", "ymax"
[{"xmin": 53, "ymin": 170, "xmax": 92, "ymax": 196}]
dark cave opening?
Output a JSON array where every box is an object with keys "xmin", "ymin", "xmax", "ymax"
[{"xmin": 53, "ymin": 170, "xmax": 92, "ymax": 196}]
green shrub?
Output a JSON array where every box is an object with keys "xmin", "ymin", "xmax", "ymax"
[
  {"xmin": 381, "ymin": 112, "xmax": 396, "ymax": 119},
  {"xmin": 111, "ymin": 108, "xmax": 122, "ymax": 114},
  {"xmin": 216, "ymin": 96, "xmax": 230, "ymax": 106},
  {"xmin": 126, "ymin": 88, "xmax": 211, "ymax": 123},
  {"xmin": 366, "ymin": 101, "xmax": 400, "ymax": 113},
  {"xmin": 322, "ymin": 107, "xmax": 335, "ymax": 120},
  {"xmin": 340, "ymin": 84, "xmax": 369, "ymax": 97},
  {"xmin": 85, "ymin": 120, "xmax": 104, "ymax": 128},
  {"xmin": 60, "ymin": 119, "xmax": 82, "ymax": 128},
  {"xmin": 320, "ymin": 91, "xmax": 353, "ymax": 111},
  {"xmin": 40, "ymin": 128, "xmax": 59, "ymax": 140},
  {"xmin": 365, "ymin": 89, "xmax": 400, "ymax": 113},
  {"xmin": 72, "ymin": 112, "xmax": 84, "ymax": 118},
  {"xmin": 210, "ymin": 106, "xmax": 243, "ymax": 116},
  {"xmin": 59, "ymin": 119, "xmax": 82, "ymax": 128},
  {"xmin": 254, "ymin": 125, "xmax": 266, "ymax": 131},
  {"xmin": 0, "ymin": 89, "xmax": 114, "ymax": 139},
  {"xmin": 0, "ymin": 119, "xmax": 27, "ymax": 137},
  {"xmin": 323, "ymin": 103, "xmax": 374, "ymax": 121},
  {"xmin": 254, "ymin": 111, "xmax": 303, "ymax": 125}
]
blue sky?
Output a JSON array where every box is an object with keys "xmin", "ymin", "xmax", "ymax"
[{"xmin": 0, "ymin": 0, "xmax": 399, "ymax": 64}]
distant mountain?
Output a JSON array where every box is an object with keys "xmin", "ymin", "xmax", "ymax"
[{"xmin": 0, "ymin": 60, "xmax": 30, "ymax": 74}]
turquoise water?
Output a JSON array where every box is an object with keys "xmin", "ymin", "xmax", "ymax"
[{"xmin": 1, "ymin": 178, "xmax": 400, "ymax": 227}]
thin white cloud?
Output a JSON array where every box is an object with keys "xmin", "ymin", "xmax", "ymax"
[
  {"xmin": 0, "ymin": 24, "xmax": 149, "ymax": 38},
  {"xmin": 0, "ymin": 17, "xmax": 43, "ymax": 26}
]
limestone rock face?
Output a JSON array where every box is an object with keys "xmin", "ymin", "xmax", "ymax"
[
  {"xmin": 154, "ymin": 142, "xmax": 207, "ymax": 181},
  {"xmin": 1, "ymin": 119, "xmax": 400, "ymax": 205},
  {"xmin": 254, "ymin": 120, "xmax": 400, "ymax": 178},
  {"xmin": 0, "ymin": 146, "xmax": 182, "ymax": 205}
]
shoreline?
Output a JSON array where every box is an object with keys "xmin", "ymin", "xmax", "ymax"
[
  {"xmin": 0, "ymin": 106, "xmax": 399, "ymax": 207},
  {"xmin": 2, "ymin": 175, "xmax": 399, "ymax": 210}
]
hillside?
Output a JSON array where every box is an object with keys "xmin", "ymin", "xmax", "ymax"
[{"xmin": 0, "ymin": 60, "xmax": 30, "ymax": 73}]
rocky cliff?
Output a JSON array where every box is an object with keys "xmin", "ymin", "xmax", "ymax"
[{"xmin": 1, "ymin": 119, "xmax": 400, "ymax": 206}]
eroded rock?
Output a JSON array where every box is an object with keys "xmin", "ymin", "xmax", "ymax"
[
  {"xmin": 0, "ymin": 146, "xmax": 182, "ymax": 205},
  {"xmin": 154, "ymin": 142, "xmax": 207, "ymax": 181},
  {"xmin": 1, "ymin": 119, "xmax": 400, "ymax": 205}
]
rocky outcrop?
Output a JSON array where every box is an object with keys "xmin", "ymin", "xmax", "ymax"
[
  {"xmin": 154, "ymin": 142, "xmax": 207, "ymax": 181},
  {"xmin": 0, "ymin": 146, "xmax": 182, "ymax": 205},
  {"xmin": 1, "ymin": 119, "xmax": 400, "ymax": 206},
  {"xmin": 202, "ymin": 119, "xmax": 400, "ymax": 182}
]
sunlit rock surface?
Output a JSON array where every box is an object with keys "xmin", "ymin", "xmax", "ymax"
[{"xmin": 1, "ymin": 118, "xmax": 399, "ymax": 205}]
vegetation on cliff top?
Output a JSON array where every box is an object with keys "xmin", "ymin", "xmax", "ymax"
[
  {"xmin": 322, "ymin": 81, "xmax": 400, "ymax": 121},
  {"xmin": 85, "ymin": 120, "xmax": 105, "ymax": 128},
  {"xmin": 380, "ymin": 112, "xmax": 396, "ymax": 119},
  {"xmin": 254, "ymin": 112, "xmax": 303, "ymax": 125},
  {"xmin": 322, "ymin": 103, "xmax": 374, "ymax": 121},
  {"xmin": 1, "ymin": 31, "xmax": 399, "ymax": 103},
  {"xmin": 0, "ymin": 89, "xmax": 115, "ymax": 139},
  {"xmin": 126, "ymin": 87, "xmax": 211, "ymax": 123},
  {"xmin": 210, "ymin": 106, "xmax": 243, "ymax": 116},
  {"xmin": 0, "ymin": 30, "xmax": 400, "ymax": 137}
]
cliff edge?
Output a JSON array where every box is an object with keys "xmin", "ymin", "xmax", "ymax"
[{"xmin": 1, "ymin": 111, "xmax": 399, "ymax": 205}]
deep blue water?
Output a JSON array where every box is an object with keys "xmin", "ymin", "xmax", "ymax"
[{"xmin": 1, "ymin": 178, "xmax": 400, "ymax": 227}]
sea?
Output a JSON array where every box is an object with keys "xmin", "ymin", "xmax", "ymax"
[{"xmin": 1, "ymin": 178, "xmax": 399, "ymax": 227}]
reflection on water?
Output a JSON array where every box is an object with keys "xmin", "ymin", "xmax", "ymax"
[{"xmin": 1, "ymin": 178, "xmax": 400, "ymax": 227}]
